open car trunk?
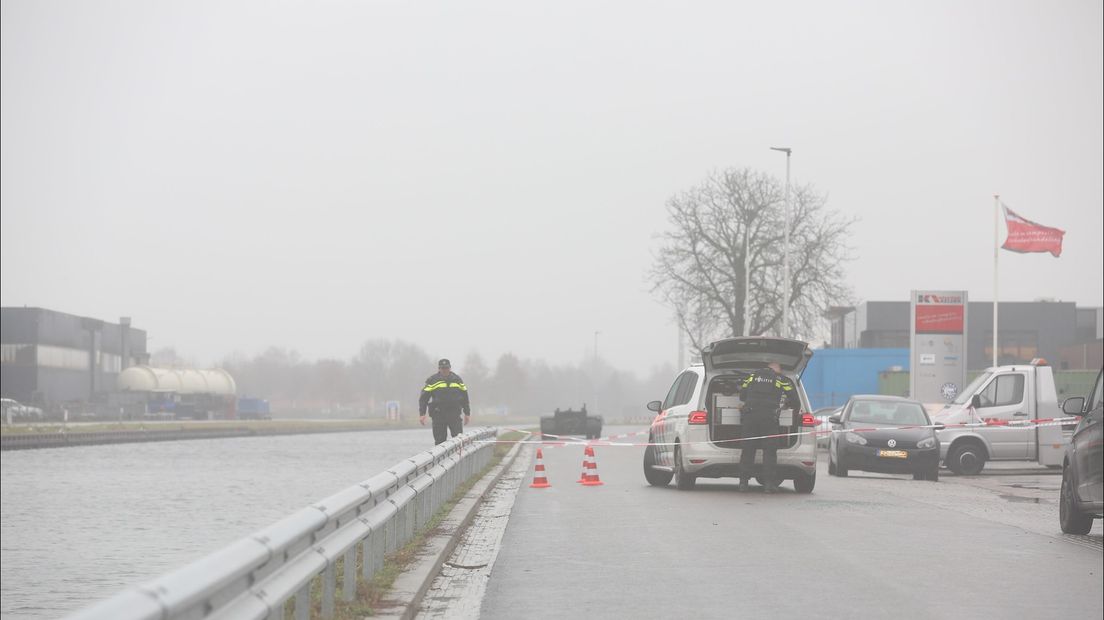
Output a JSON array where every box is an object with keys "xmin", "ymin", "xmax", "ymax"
[
  {"xmin": 703, "ymin": 372, "xmax": 801, "ymax": 450},
  {"xmin": 702, "ymin": 337, "xmax": 812, "ymax": 375}
]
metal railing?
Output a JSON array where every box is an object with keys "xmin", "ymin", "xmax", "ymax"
[{"xmin": 68, "ymin": 427, "xmax": 498, "ymax": 620}]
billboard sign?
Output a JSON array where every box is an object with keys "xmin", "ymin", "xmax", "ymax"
[{"xmin": 910, "ymin": 290, "xmax": 967, "ymax": 404}]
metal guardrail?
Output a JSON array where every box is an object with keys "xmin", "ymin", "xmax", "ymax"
[{"xmin": 67, "ymin": 427, "xmax": 498, "ymax": 620}]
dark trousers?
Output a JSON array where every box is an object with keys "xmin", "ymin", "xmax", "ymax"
[
  {"xmin": 431, "ymin": 414, "xmax": 463, "ymax": 445},
  {"xmin": 740, "ymin": 411, "xmax": 779, "ymax": 484}
]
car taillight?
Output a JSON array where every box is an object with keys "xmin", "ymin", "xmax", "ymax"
[
  {"xmin": 801, "ymin": 413, "xmax": 817, "ymax": 427},
  {"xmin": 688, "ymin": 410, "xmax": 708, "ymax": 425}
]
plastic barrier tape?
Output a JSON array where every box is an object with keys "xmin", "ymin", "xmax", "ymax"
[{"xmin": 480, "ymin": 416, "xmax": 1081, "ymax": 448}]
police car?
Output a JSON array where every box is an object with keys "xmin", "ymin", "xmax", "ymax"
[{"xmin": 642, "ymin": 337, "xmax": 818, "ymax": 492}]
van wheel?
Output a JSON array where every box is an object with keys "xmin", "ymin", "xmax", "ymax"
[
  {"xmin": 793, "ymin": 471, "xmax": 815, "ymax": 494},
  {"xmin": 674, "ymin": 446, "xmax": 696, "ymax": 490},
  {"xmin": 1059, "ymin": 466, "xmax": 1092, "ymax": 535},
  {"xmin": 947, "ymin": 443, "xmax": 986, "ymax": 475},
  {"xmin": 643, "ymin": 444, "xmax": 673, "ymax": 487}
]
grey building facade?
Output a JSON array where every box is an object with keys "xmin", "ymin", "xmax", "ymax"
[
  {"xmin": 828, "ymin": 300, "xmax": 1101, "ymax": 370},
  {"xmin": 1, "ymin": 307, "xmax": 148, "ymax": 406}
]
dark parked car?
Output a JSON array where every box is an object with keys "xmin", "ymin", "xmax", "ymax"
[
  {"xmin": 540, "ymin": 405, "xmax": 603, "ymax": 440},
  {"xmin": 1058, "ymin": 369, "xmax": 1103, "ymax": 535},
  {"xmin": 828, "ymin": 395, "xmax": 940, "ymax": 481}
]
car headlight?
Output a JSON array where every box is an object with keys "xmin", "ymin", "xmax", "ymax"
[
  {"xmin": 916, "ymin": 436, "xmax": 936, "ymax": 449},
  {"xmin": 845, "ymin": 432, "xmax": 868, "ymax": 445}
]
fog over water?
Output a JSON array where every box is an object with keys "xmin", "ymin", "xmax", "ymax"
[{"xmin": 2, "ymin": 1, "xmax": 1101, "ymax": 372}]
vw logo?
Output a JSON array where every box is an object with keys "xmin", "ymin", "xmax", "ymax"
[{"xmin": 887, "ymin": 439, "xmax": 897, "ymax": 448}]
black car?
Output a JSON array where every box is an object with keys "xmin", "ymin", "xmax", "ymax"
[
  {"xmin": 828, "ymin": 395, "xmax": 940, "ymax": 481},
  {"xmin": 1058, "ymin": 369, "xmax": 1103, "ymax": 535}
]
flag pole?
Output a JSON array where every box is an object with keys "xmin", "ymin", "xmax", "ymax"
[{"xmin": 992, "ymin": 194, "xmax": 999, "ymax": 368}]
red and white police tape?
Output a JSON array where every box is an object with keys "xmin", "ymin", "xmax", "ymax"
[{"xmin": 478, "ymin": 415, "xmax": 1081, "ymax": 449}]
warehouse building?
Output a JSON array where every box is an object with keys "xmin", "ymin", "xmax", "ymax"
[
  {"xmin": 826, "ymin": 300, "xmax": 1102, "ymax": 370},
  {"xmin": 1, "ymin": 307, "xmax": 149, "ymax": 407}
]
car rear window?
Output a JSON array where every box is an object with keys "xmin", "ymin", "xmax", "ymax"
[{"xmin": 848, "ymin": 401, "xmax": 929, "ymax": 426}]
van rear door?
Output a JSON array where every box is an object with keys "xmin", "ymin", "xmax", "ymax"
[{"xmin": 702, "ymin": 337, "xmax": 812, "ymax": 376}]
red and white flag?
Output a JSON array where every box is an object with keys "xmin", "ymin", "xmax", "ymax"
[{"xmin": 1001, "ymin": 204, "xmax": 1065, "ymax": 257}]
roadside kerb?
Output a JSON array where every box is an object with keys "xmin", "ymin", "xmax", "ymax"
[{"xmin": 372, "ymin": 434, "xmax": 529, "ymax": 620}]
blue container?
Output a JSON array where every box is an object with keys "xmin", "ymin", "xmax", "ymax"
[
  {"xmin": 237, "ymin": 397, "xmax": 271, "ymax": 419},
  {"xmin": 801, "ymin": 348, "xmax": 909, "ymax": 410}
]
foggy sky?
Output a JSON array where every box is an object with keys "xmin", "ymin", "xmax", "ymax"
[{"xmin": 2, "ymin": 0, "xmax": 1102, "ymax": 374}]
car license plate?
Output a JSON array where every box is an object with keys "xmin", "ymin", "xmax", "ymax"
[{"xmin": 878, "ymin": 450, "xmax": 908, "ymax": 459}]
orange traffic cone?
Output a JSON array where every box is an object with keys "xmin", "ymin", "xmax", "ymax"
[
  {"xmin": 577, "ymin": 448, "xmax": 589, "ymax": 483},
  {"xmin": 529, "ymin": 448, "xmax": 552, "ymax": 488},
  {"xmin": 581, "ymin": 445, "xmax": 604, "ymax": 486}
]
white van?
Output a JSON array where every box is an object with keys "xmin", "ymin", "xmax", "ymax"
[
  {"xmin": 931, "ymin": 360, "xmax": 1072, "ymax": 474},
  {"xmin": 642, "ymin": 337, "xmax": 819, "ymax": 492}
]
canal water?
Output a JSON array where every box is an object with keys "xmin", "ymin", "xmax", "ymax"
[{"xmin": 0, "ymin": 428, "xmax": 445, "ymax": 619}]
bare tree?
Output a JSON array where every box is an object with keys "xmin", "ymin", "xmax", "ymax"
[{"xmin": 650, "ymin": 167, "xmax": 855, "ymax": 350}]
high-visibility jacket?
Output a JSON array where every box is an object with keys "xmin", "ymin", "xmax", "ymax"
[
  {"xmin": 419, "ymin": 372, "xmax": 470, "ymax": 417},
  {"xmin": 740, "ymin": 368, "xmax": 799, "ymax": 413}
]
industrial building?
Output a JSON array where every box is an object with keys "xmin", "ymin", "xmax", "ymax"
[
  {"xmin": 1, "ymin": 307, "xmax": 149, "ymax": 408},
  {"xmin": 826, "ymin": 301, "xmax": 1103, "ymax": 370}
]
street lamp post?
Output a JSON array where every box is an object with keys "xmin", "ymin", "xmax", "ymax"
[
  {"xmin": 770, "ymin": 146, "xmax": 792, "ymax": 338},
  {"xmin": 593, "ymin": 331, "xmax": 600, "ymax": 414}
]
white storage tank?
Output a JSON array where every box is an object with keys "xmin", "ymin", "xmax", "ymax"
[{"xmin": 117, "ymin": 366, "xmax": 237, "ymax": 395}]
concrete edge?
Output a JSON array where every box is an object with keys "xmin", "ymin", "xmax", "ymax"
[{"xmin": 373, "ymin": 432, "xmax": 530, "ymax": 620}]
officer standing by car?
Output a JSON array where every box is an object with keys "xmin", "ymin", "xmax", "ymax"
[
  {"xmin": 419, "ymin": 358, "xmax": 471, "ymax": 445},
  {"xmin": 738, "ymin": 361, "xmax": 799, "ymax": 493}
]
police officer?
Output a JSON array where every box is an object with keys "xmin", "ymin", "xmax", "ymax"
[
  {"xmin": 419, "ymin": 358, "xmax": 471, "ymax": 445},
  {"xmin": 738, "ymin": 361, "xmax": 799, "ymax": 493}
]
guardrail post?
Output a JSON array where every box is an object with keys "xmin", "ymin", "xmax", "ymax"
[
  {"xmin": 361, "ymin": 527, "xmax": 377, "ymax": 580},
  {"xmin": 342, "ymin": 547, "xmax": 356, "ymax": 602},
  {"xmin": 295, "ymin": 584, "xmax": 310, "ymax": 620},
  {"xmin": 322, "ymin": 561, "xmax": 335, "ymax": 619}
]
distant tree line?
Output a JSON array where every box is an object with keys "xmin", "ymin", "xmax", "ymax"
[{"xmin": 204, "ymin": 340, "xmax": 676, "ymax": 421}]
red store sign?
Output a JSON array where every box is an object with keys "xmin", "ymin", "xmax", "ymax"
[{"xmin": 915, "ymin": 304, "xmax": 965, "ymax": 334}]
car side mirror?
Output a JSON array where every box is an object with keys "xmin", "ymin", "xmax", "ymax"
[
  {"xmin": 1061, "ymin": 397, "xmax": 1086, "ymax": 416},
  {"xmin": 828, "ymin": 414, "xmax": 842, "ymax": 424},
  {"xmin": 647, "ymin": 400, "xmax": 662, "ymax": 413},
  {"xmin": 970, "ymin": 394, "xmax": 981, "ymax": 409}
]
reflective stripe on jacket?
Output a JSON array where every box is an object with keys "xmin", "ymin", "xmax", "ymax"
[
  {"xmin": 739, "ymin": 369, "xmax": 798, "ymax": 413},
  {"xmin": 419, "ymin": 372, "xmax": 470, "ymax": 416}
]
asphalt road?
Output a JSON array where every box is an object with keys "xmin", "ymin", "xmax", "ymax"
[{"xmin": 474, "ymin": 427, "xmax": 1102, "ymax": 619}]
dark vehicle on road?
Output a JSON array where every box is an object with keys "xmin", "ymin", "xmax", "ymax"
[
  {"xmin": 540, "ymin": 405, "xmax": 602, "ymax": 440},
  {"xmin": 1058, "ymin": 369, "xmax": 1103, "ymax": 534},
  {"xmin": 828, "ymin": 395, "xmax": 941, "ymax": 481}
]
